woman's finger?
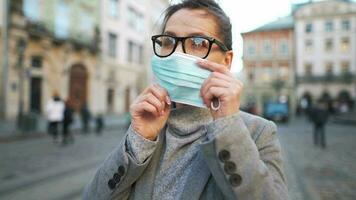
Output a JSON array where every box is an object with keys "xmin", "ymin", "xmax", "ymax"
[
  {"xmin": 142, "ymin": 93, "xmax": 165, "ymax": 115},
  {"xmin": 210, "ymin": 71, "xmax": 233, "ymax": 82},
  {"xmin": 150, "ymin": 84, "xmax": 171, "ymax": 105},
  {"xmin": 197, "ymin": 60, "xmax": 229, "ymax": 74},
  {"xmin": 138, "ymin": 101, "xmax": 160, "ymax": 117},
  {"xmin": 201, "ymin": 86, "xmax": 226, "ymax": 108},
  {"xmin": 200, "ymin": 77, "xmax": 230, "ymax": 98}
]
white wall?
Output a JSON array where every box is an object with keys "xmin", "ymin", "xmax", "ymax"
[
  {"xmin": 295, "ymin": 1, "xmax": 356, "ymax": 77},
  {"xmin": 0, "ymin": 0, "xmax": 5, "ymax": 28}
]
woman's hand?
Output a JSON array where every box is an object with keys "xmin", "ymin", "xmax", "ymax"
[
  {"xmin": 198, "ymin": 60, "xmax": 243, "ymax": 120},
  {"xmin": 130, "ymin": 84, "xmax": 171, "ymax": 141}
]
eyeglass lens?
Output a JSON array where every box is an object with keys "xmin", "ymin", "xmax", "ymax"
[{"xmin": 154, "ymin": 36, "xmax": 210, "ymax": 58}]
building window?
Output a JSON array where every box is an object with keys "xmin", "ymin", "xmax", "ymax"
[
  {"xmin": 279, "ymin": 67, "xmax": 289, "ymax": 80},
  {"xmin": 341, "ymin": 20, "xmax": 350, "ymax": 31},
  {"xmin": 248, "ymin": 71, "xmax": 255, "ymax": 81},
  {"xmin": 304, "ymin": 63, "xmax": 312, "ymax": 76},
  {"xmin": 128, "ymin": 41, "xmax": 134, "ymax": 62},
  {"xmin": 340, "ymin": 37, "xmax": 350, "ymax": 53},
  {"xmin": 79, "ymin": 12, "xmax": 93, "ymax": 37},
  {"xmin": 261, "ymin": 67, "xmax": 273, "ymax": 82},
  {"xmin": 54, "ymin": 1, "xmax": 70, "ymax": 39},
  {"xmin": 138, "ymin": 45, "xmax": 144, "ymax": 64},
  {"xmin": 31, "ymin": 56, "xmax": 42, "ymax": 68},
  {"xmin": 128, "ymin": 7, "xmax": 144, "ymax": 32},
  {"xmin": 262, "ymin": 40, "xmax": 272, "ymax": 56},
  {"xmin": 325, "ymin": 39, "xmax": 333, "ymax": 52},
  {"xmin": 127, "ymin": 41, "xmax": 144, "ymax": 64},
  {"xmin": 305, "ymin": 40, "xmax": 313, "ymax": 52},
  {"xmin": 305, "ymin": 23, "xmax": 312, "ymax": 33},
  {"xmin": 324, "ymin": 21, "xmax": 333, "ymax": 32},
  {"xmin": 23, "ymin": 0, "xmax": 40, "ymax": 21},
  {"xmin": 341, "ymin": 61, "xmax": 350, "ymax": 74},
  {"xmin": 247, "ymin": 43, "xmax": 255, "ymax": 56},
  {"xmin": 279, "ymin": 40, "xmax": 288, "ymax": 55},
  {"xmin": 325, "ymin": 62, "xmax": 333, "ymax": 76},
  {"xmin": 108, "ymin": 33, "xmax": 117, "ymax": 58},
  {"xmin": 109, "ymin": 0, "xmax": 119, "ymax": 18}
]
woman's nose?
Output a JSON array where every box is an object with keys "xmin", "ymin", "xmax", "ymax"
[{"xmin": 175, "ymin": 42, "xmax": 184, "ymax": 53}]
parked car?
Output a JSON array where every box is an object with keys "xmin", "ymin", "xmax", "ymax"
[{"xmin": 264, "ymin": 102, "xmax": 289, "ymax": 122}]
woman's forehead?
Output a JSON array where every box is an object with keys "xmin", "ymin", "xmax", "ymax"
[{"xmin": 164, "ymin": 9, "xmax": 219, "ymax": 38}]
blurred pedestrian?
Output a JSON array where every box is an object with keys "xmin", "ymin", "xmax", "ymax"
[
  {"xmin": 95, "ymin": 114, "xmax": 104, "ymax": 134},
  {"xmin": 62, "ymin": 99, "xmax": 74, "ymax": 145},
  {"xmin": 309, "ymin": 100, "xmax": 329, "ymax": 148},
  {"xmin": 45, "ymin": 91, "xmax": 64, "ymax": 143},
  {"xmin": 246, "ymin": 102, "xmax": 258, "ymax": 115},
  {"xmin": 80, "ymin": 103, "xmax": 91, "ymax": 134}
]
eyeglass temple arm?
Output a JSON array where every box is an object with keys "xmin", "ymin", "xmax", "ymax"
[{"xmin": 213, "ymin": 39, "xmax": 229, "ymax": 51}]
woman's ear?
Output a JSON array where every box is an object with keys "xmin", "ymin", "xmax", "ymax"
[{"xmin": 223, "ymin": 51, "xmax": 233, "ymax": 70}]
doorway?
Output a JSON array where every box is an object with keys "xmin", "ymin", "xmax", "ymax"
[
  {"xmin": 69, "ymin": 64, "xmax": 88, "ymax": 111},
  {"xmin": 125, "ymin": 87, "xmax": 130, "ymax": 112},
  {"xmin": 107, "ymin": 88, "xmax": 114, "ymax": 112}
]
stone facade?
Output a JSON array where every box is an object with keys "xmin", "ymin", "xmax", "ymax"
[
  {"xmin": 0, "ymin": 0, "xmax": 170, "ymax": 120},
  {"xmin": 241, "ymin": 16, "xmax": 296, "ymax": 116},
  {"xmin": 99, "ymin": 0, "xmax": 168, "ymax": 114},
  {"xmin": 294, "ymin": 0, "xmax": 356, "ymax": 110},
  {"xmin": 0, "ymin": 0, "xmax": 101, "ymax": 119}
]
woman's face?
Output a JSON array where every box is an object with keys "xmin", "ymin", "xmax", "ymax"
[{"xmin": 164, "ymin": 9, "xmax": 233, "ymax": 69}]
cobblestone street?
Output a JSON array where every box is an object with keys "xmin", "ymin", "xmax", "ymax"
[
  {"xmin": 279, "ymin": 118, "xmax": 356, "ymax": 200},
  {"xmin": 0, "ymin": 118, "xmax": 355, "ymax": 200},
  {"xmin": 0, "ymin": 128, "xmax": 127, "ymax": 200}
]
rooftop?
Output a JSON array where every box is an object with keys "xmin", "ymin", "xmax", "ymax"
[{"xmin": 243, "ymin": 15, "xmax": 294, "ymax": 34}]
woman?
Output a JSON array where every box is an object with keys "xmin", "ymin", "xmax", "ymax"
[{"xmin": 83, "ymin": 0, "xmax": 288, "ymax": 199}]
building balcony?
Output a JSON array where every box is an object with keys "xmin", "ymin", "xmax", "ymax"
[
  {"xmin": 26, "ymin": 21, "xmax": 50, "ymax": 40},
  {"xmin": 25, "ymin": 21, "xmax": 100, "ymax": 54},
  {"xmin": 297, "ymin": 73, "xmax": 354, "ymax": 84}
]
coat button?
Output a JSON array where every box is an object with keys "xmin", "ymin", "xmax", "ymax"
[
  {"xmin": 118, "ymin": 165, "xmax": 125, "ymax": 176},
  {"xmin": 218, "ymin": 149, "xmax": 231, "ymax": 162},
  {"xmin": 108, "ymin": 179, "xmax": 116, "ymax": 189},
  {"xmin": 113, "ymin": 173, "xmax": 121, "ymax": 183},
  {"xmin": 229, "ymin": 174, "xmax": 242, "ymax": 187},
  {"xmin": 224, "ymin": 161, "xmax": 236, "ymax": 175}
]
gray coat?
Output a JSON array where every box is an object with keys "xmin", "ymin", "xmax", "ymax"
[{"xmin": 83, "ymin": 111, "xmax": 288, "ymax": 200}]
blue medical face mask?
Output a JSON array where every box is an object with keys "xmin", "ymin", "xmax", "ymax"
[{"xmin": 151, "ymin": 52, "xmax": 211, "ymax": 108}]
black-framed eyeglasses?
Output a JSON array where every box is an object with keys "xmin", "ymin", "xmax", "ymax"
[{"xmin": 151, "ymin": 34, "xmax": 229, "ymax": 59}]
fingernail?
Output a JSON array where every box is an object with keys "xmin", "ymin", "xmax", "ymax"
[
  {"xmin": 166, "ymin": 96, "xmax": 171, "ymax": 105},
  {"xmin": 161, "ymin": 110, "xmax": 164, "ymax": 116}
]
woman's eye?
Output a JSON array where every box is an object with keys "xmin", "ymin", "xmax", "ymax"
[
  {"xmin": 162, "ymin": 38, "xmax": 175, "ymax": 47},
  {"xmin": 192, "ymin": 38, "xmax": 208, "ymax": 48}
]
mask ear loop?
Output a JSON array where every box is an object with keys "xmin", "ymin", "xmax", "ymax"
[{"xmin": 211, "ymin": 98, "xmax": 220, "ymax": 111}]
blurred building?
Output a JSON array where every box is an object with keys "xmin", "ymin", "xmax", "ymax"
[
  {"xmin": 99, "ymin": 0, "xmax": 168, "ymax": 114},
  {"xmin": 0, "ymin": 0, "xmax": 169, "ymax": 120},
  {"xmin": 241, "ymin": 16, "xmax": 296, "ymax": 116},
  {"xmin": 0, "ymin": 0, "xmax": 100, "ymax": 120},
  {"xmin": 294, "ymin": 0, "xmax": 356, "ymax": 112}
]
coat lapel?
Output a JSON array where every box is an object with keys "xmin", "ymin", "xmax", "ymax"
[
  {"xmin": 180, "ymin": 149, "xmax": 211, "ymax": 200},
  {"xmin": 132, "ymin": 130, "xmax": 166, "ymax": 200}
]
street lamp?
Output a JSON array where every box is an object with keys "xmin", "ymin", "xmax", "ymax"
[{"xmin": 16, "ymin": 38, "xmax": 27, "ymax": 131}]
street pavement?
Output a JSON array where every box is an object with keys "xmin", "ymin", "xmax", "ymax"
[
  {"xmin": 0, "ymin": 127, "xmax": 127, "ymax": 200},
  {"xmin": 279, "ymin": 117, "xmax": 356, "ymax": 200},
  {"xmin": 0, "ymin": 118, "xmax": 355, "ymax": 200}
]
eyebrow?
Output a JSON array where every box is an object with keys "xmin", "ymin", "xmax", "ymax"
[{"xmin": 163, "ymin": 30, "xmax": 211, "ymax": 38}]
